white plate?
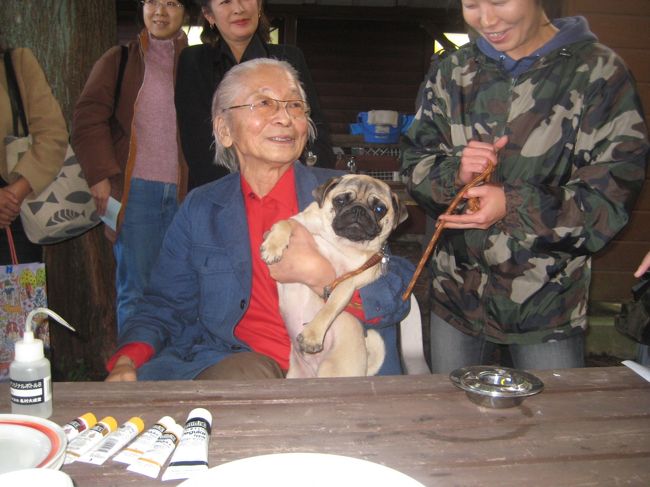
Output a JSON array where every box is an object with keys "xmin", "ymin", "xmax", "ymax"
[
  {"xmin": 0, "ymin": 468, "xmax": 73, "ymax": 486},
  {"xmin": 0, "ymin": 414, "xmax": 67, "ymax": 474},
  {"xmin": 179, "ymin": 453, "xmax": 425, "ymax": 486}
]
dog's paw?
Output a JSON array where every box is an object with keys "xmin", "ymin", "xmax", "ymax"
[
  {"xmin": 297, "ymin": 326, "xmax": 324, "ymax": 354},
  {"xmin": 260, "ymin": 222, "xmax": 292, "ymax": 264}
]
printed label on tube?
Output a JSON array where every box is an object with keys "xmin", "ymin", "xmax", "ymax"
[
  {"xmin": 113, "ymin": 416, "xmax": 175, "ymax": 465},
  {"xmin": 127, "ymin": 423, "xmax": 183, "ymax": 479},
  {"xmin": 78, "ymin": 416, "xmax": 144, "ymax": 465},
  {"xmin": 64, "ymin": 416, "xmax": 117, "ymax": 464},
  {"xmin": 62, "ymin": 412, "xmax": 97, "ymax": 442},
  {"xmin": 162, "ymin": 408, "xmax": 213, "ymax": 481}
]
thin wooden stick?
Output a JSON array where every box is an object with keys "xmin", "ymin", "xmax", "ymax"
[{"xmin": 401, "ymin": 163, "xmax": 494, "ymax": 301}]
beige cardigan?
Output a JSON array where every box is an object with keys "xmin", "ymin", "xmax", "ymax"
[{"xmin": 0, "ymin": 47, "xmax": 68, "ymax": 195}]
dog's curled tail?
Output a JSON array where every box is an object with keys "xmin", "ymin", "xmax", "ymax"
[{"xmin": 365, "ymin": 330, "xmax": 386, "ymax": 376}]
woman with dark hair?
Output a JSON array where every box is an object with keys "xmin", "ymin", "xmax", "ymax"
[
  {"xmin": 175, "ymin": 0, "xmax": 335, "ymax": 190},
  {"xmin": 1, "ymin": 43, "xmax": 67, "ymax": 263},
  {"xmin": 402, "ymin": 0, "xmax": 649, "ymax": 372},
  {"xmin": 72, "ymin": 0, "xmax": 190, "ymax": 333}
]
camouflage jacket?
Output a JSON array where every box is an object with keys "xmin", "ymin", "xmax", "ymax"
[{"xmin": 401, "ymin": 40, "xmax": 649, "ymax": 344}]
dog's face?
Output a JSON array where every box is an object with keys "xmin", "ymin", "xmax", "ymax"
[{"xmin": 313, "ymin": 174, "xmax": 408, "ymax": 245}]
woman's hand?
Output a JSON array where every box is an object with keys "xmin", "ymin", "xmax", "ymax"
[
  {"xmin": 634, "ymin": 251, "xmax": 650, "ymax": 278},
  {"xmin": 90, "ymin": 178, "xmax": 111, "ymax": 216},
  {"xmin": 458, "ymin": 135, "xmax": 508, "ymax": 185},
  {"xmin": 0, "ymin": 188, "xmax": 21, "ymax": 229},
  {"xmin": 105, "ymin": 355, "xmax": 137, "ymax": 382},
  {"xmin": 267, "ymin": 220, "xmax": 336, "ymax": 296},
  {"xmin": 0, "ymin": 178, "xmax": 33, "ymax": 229},
  {"xmin": 438, "ymin": 184, "xmax": 506, "ymax": 230}
]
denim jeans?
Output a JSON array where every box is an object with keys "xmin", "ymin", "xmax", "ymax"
[
  {"xmin": 113, "ymin": 178, "xmax": 178, "ymax": 333},
  {"xmin": 429, "ymin": 312, "xmax": 585, "ymax": 373},
  {"xmin": 637, "ymin": 344, "xmax": 650, "ymax": 365}
]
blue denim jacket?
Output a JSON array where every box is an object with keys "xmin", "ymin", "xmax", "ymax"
[{"xmin": 119, "ymin": 163, "xmax": 414, "ymax": 379}]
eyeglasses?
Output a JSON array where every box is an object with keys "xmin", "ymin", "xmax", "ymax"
[
  {"xmin": 141, "ymin": 0, "xmax": 185, "ymax": 9},
  {"xmin": 224, "ymin": 97, "xmax": 310, "ymax": 119}
]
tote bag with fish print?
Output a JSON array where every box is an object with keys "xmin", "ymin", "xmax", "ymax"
[
  {"xmin": 4, "ymin": 50, "xmax": 100, "ymax": 245},
  {"xmin": 5, "ymin": 138, "xmax": 100, "ymax": 245}
]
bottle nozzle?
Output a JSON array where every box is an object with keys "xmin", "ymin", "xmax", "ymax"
[{"xmin": 25, "ymin": 307, "xmax": 76, "ymax": 335}]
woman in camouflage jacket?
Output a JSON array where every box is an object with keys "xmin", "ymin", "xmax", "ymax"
[{"xmin": 401, "ymin": 0, "xmax": 649, "ymax": 372}]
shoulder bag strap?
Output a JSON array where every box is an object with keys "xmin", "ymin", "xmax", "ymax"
[
  {"xmin": 5, "ymin": 228, "xmax": 19, "ymax": 265},
  {"xmin": 3, "ymin": 50, "xmax": 29, "ymax": 137},
  {"xmin": 112, "ymin": 45, "xmax": 128, "ymax": 118}
]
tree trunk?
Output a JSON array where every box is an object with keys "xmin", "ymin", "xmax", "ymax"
[{"xmin": 1, "ymin": 0, "xmax": 117, "ymax": 380}]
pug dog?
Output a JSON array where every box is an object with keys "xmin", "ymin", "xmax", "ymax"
[{"xmin": 261, "ymin": 174, "xmax": 408, "ymax": 378}]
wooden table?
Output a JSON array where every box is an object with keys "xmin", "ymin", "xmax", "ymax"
[{"xmin": 1, "ymin": 367, "xmax": 649, "ymax": 486}]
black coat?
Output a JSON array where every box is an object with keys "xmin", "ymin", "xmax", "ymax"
[{"xmin": 175, "ymin": 35, "xmax": 336, "ymax": 190}]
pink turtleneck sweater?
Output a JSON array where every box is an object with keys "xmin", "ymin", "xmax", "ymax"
[{"xmin": 132, "ymin": 34, "xmax": 179, "ymax": 183}]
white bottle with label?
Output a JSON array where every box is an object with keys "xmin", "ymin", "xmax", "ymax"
[{"xmin": 9, "ymin": 308, "xmax": 76, "ymax": 418}]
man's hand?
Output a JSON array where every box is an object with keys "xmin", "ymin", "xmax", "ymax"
[
  {"xmin": 267, "ymin": 220, "xmax": 336, "ymax": 296},
  {"xmin": 105, "ymin": 355, "xmax": 137, "ymax": 382}
]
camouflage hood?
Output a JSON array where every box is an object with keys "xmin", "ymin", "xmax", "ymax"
[
  {"xmin": 401, "ymin": 34, "xmax": 649, "ymax": 344},
  {"xmin": 477, "ymin": 16, "xmax": 597, "ymax": 76}
]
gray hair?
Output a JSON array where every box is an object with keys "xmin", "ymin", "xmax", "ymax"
[{"xmin": 211, "ymin": 58, "xmax": 317, "ymax": 172}]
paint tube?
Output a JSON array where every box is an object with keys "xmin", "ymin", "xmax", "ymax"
[
  {"xmin": 77, "ymin": 416, "xmax": 144, "ymax": 465},
  {"xmin": 127, "ymin": 422, "xmax": 183, "ymax": 479},
  {"xmin": 113, "ymin": 415, "xmax": 176, "ymax": 465},
  {"xmin": 62, "ymin": 412, "xmax": 97, "ymax": 442},
  {"xmin": 64, "ymin": 416, "xmax": 117, "ymax": 464},
  {"xmin": 161, "ymin": 408, "xmax": 213, "ymax": 481}
]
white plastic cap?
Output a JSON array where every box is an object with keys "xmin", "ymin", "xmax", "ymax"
[
  {"xmin": 14, "ymin": 331, "xmax": 45, "ymax": 362},
  {"xmin": 187, "ymin": 408, "xmax": 212, "ymax": 425}
]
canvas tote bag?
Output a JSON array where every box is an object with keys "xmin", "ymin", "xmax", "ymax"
[{"xmin": 3, "ymin": 50, "xmax": 100, "ymax": 245}]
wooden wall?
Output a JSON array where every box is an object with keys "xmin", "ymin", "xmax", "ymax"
[
  {"xmin": 298, "ymin": 17, "xmax": 428, "ymax": 136},
  {"xmin": 563, "ymin": 0, "xmax": 650, "ymax": 302},
  {"xmin": 266, "ymin": 5, "xmax": 464, "ymax": 137}
]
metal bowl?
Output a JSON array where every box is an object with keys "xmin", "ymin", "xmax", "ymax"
[{"xmin": 449, "ymin": 366, "xmax": 544, "ymax": 409}]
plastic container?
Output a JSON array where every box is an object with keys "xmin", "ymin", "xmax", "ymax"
[{"xmin": 9, "ymin": 308, "xmax": 76, "ymax": 418}]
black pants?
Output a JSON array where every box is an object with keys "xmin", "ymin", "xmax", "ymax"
[{"xmin": 0, "ymin": 220, "xmax": 42, "ymax": 264}]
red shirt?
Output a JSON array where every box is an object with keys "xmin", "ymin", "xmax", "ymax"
[{"xmin": 234, "ymin": 167, "xmax": 298, "ymax": 370}]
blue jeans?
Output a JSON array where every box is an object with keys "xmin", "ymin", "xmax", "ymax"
[
  {"xmin": 113, "ymin": 179, "xmax": 178, "ymax": 333},
  {"xmin": 429, "ymin": 312, "xmax": 585, "ymax": 373}
]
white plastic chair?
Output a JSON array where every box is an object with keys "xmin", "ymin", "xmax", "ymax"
[{"xmin": 400, "ymin": 294, "xmax": 431, "ymax": 374}]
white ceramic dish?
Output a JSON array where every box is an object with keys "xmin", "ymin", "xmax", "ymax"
[
  {"xmin": 0, "ymin": 468, "xmax": 73, "ymax": 486},
  {"xmin": 179, "ymin": 452, "xmax": 425, "ymax": 486},
  {"xmin": 0, "ymin": 414, "xmax": 67, "ymax": 474}
]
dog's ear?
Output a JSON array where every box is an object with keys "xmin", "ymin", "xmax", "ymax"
[
  {"xmin": 313, "ymin": 176, "xmax": 342, "ymax": 207},
  {"xmin": 391, "ymin": 192, "xmax": 409, "ymax": 229}
]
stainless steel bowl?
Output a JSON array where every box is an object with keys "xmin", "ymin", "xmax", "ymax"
[{"xmin": 449, "ymin": 366, "xmax": 544, "ymax": 408}]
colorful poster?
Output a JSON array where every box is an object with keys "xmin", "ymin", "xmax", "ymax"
[{"xmin": 0, "ymin": 263, "xmax": 48, "ymax": 382}]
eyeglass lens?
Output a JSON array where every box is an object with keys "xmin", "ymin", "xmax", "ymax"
[
  {"xmin": 255, "ymin": 98, "xmax": 307, "ymax": 118},
  {"xmin": 143, "ymin": 0, "xmax": 183, "ymax": 9}
]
